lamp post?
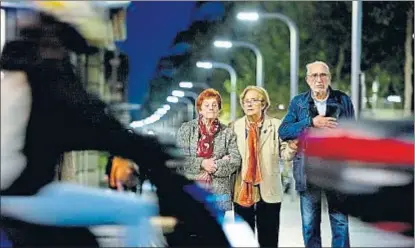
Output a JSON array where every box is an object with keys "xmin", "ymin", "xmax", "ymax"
[
  {"xmin": 172, "ymin": 90, "xmax": 198, "ymax": 101},
  {"xmin": 172, "ymin": 90, "xmax": 198, "ymax": 120},
  {"xmin": 237, "ymin": 11, "xmax": 299, "ymax": 99},
  {"xmin": 214, "ymin": 40, "xmax": 264, "ymax": 88},
  {"xmin": 196, "ymin": 61, "xmax": 238, "ymax": 121},
  {"xmin": 167, "ymin": 96, "xmax": 194, "ymax": 121},
  {"xmin": 351, "ymin": 0, "xmax": 363, "ymax": 119}
]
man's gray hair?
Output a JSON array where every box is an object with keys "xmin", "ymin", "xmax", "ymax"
[{"xmin": 306, "ymin": 61, "xmax": 331, "ymax": 75}]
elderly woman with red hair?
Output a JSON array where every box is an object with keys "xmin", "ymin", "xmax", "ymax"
[{"xmin": 176, "ymin": 89, "xmax": 241, "ymax": 215}]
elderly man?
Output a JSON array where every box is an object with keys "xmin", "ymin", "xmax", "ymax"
[{"xmin": 278, "ymin": 61, "xmax": 355, "ymax": 248}]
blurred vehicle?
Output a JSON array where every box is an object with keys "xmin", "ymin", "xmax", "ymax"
[
  {"xmin": 1, "ymin": 174, "xmax": 258, "ymax": 247},
  {"xmin": 301, "ymin": 119, "xmax": 414, "ymax": 238}
]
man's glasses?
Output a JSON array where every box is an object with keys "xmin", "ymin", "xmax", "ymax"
[
  {"xmin": 308, "ymin": 73, "xmax": 329, "ymax": 80},
  {"xmin": 243, "ymin": 99, "xmax": 263, "ymax": 105}
]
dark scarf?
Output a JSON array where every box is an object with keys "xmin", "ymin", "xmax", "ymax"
[
  {"xmin": 196, "ymin": 116, "xmax": 220, "ymax": 158},
  {"xmin": 196, "ymin": 116, "xmax": 220, "ymax": 189}
]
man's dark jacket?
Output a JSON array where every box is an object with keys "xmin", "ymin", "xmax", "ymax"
[{"xmin": 278, "ymin": 87, "xmax": 355, "ymax": 192}]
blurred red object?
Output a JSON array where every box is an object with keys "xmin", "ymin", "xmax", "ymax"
[
  {"xmin": 299, "ymin": 119, "xmax": 414, "ymax": 238},
  {"xmin": 302, "ymin": 127, "xmax": 413, "ymax": 165}
]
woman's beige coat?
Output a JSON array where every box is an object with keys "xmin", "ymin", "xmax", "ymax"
[{"xmin": 233, "ymin": 115, "xmax": 296, "ymax": 204}]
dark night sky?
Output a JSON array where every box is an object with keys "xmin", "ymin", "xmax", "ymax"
[{"xmin": 116, "ymin": 1, "xmax": 224, "ymax": 110}]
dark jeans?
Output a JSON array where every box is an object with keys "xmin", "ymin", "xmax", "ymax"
[
  {"xmin": 300, "ymin": 186, "xmax": 350, "ymax": 248},
  {"xmin": 234, "ymin": 200, "xmax": 281, "ymax": 247},
  {"xmin": 167, "ymin": 212, "xmax": 226, "ymax": 246}
]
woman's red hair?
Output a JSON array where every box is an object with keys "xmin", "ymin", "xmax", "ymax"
[{"xmin": 196, "ymin": 88, "xmax": 222, "ymax": 112}]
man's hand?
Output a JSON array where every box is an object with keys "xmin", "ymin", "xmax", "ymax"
[
  {"xmin": 288, "ymin": 139, "xmax": 299, "ymax": 150},
  {"xmin": 201, "ymin": 158, "xmax": 217, "ymax": 174},
  {"xmin": 312, "ymin": 115, "xmax": 337, "ymax": 128},
  {"xmin": 221, "ymin": 155, "xmax": 231, "ymax": 160},
  {"xmin": 109, "ymin": 160, "xmax": 134, "ymax": 190}
]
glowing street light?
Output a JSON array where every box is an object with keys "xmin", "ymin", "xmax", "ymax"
[
  {"xmin": 236, "ymin": 12, "xmax": 259, "ymax": 21},
  {"xmin": 172, "ymin": 90, "xmax": 198, "ymax": 101},
  {"xmin": 156, "ymin": 108, "xmax": 168, "ymax": 115},
  {"xmin": 179, "ymin": 82, "xmax": 194, "ymax": 88},
  {"xmin": 196, "ymin": 61, "xmax": 213, "ymax": 69},
  {"xmin": 172, "ymin": 90, "xmax": 185, "ymax": 98},
  {"xmin": 237, "ymin": 11, "xmax": 299, "ymax": 99},
  {"xmin": 166, "ymin": 96, "xmax": 179, "ymax": 103},
  {"xmin": 214, "ymin": 39, "xmax": 263, "ymax": 87},
  {"xmin": 213, "ymin": 40, "xmax": 233, "ymax": 49},
  {"xmin": 179, "ymin": 81, "xmax": 210, "ymax": 90},
  {"xmin": 196, "ymin": 60, "xmax": 238, "ymax": 121}
]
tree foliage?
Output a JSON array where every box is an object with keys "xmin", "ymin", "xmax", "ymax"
[{"xmin": 144, "ymin": 1, "xmax": 414, "ymax": 121}]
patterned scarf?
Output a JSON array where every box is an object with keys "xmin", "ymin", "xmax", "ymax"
[
  {"xmin": 196, "ymin": 115, "xmax": 220, "ymax": 189},
  {"xmin": 237, "ymin": 116, "xmax": 263, "ymax": 207}
]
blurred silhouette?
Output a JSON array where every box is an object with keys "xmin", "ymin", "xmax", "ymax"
[
  {"xmin": 302, "ymin": 119, "xmax": 414, "ymax": 238},
  {"xmin": 1, "ymin": 4, "xmax": 229, "ymax": 247}
]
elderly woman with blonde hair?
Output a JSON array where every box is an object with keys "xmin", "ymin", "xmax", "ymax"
[
  {"xmin": 232, "ymin": 86, "xmax": 296, "ymax": 247},
  {"xmin": 176, "ymin": 89, "xmax": 241, "ymax": 215}
]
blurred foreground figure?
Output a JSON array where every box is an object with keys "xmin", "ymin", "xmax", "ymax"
[
  {"xmin": 302, "ymin": 119, "xmax": 414, "ymax": 240},
  {"xmin": 0, "ymin": 1, "xmax": 229, "ymax": 247}
]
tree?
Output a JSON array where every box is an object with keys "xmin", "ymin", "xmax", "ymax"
[
  {"xmin": 143, "ymin": 1, "xmax": 413, "ymax": 121},
  {"xmin": 359, "ymin": 1, "xmax": 413, "ymax": 113}
]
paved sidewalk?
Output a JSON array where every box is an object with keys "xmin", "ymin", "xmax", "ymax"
[
  {"xmin": 92, "ymin": 193, "xmax": 413, "ymax": 247},
  {"xmin": 278, "ymin": 194, "xmax": 413, "ymax": 247}
]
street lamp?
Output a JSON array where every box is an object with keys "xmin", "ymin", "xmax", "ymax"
[
  {"xmin": 351, "ymin": 1, "xmax": 363, "ymax": 119},
  {"xmin": 172, "ymin": 90, "xmax": 198, "ymax": 101},
  {"xmin": 172, "ymin": 90, "xmax": 198, "ymax": 120},
  {"xmin": 196, "ymin": 62, "xmax": 213, "ymax": 69},
  {"xmin": 172, "ymin": 90, "xmax": 185, "ymax": 98},
  {"xmin": 129, "ymin": 103, "xmax": 171, "ymax": 129},
  {"xmin": 236, "ymin": 12, "xmax": 259, "ymax": 21},
  {"xmin": 214, "ymin": 40, "xmax": 264, "ymax": 88},
  {"xmin": 196, "ymin": 61, "xmax": 238, "ymax": 121},
  {"xmin": 166, "ymin": 96, "xmax": 179, "ymax": 103},
  {"xmin": 237, "ymin": 11, "xmax": 299, "ymax": 99},
  {"xmin": 163, "ymin": 104, "xmax": 171, "ymax": 111},
  {"xmin": 179, "ymin": 81, "xmax": 210, "ymax": 90},
  {"xmin": 167, "ymin": 95, "xmax": 194, "ymax": 121},
  {"xmin": 155, "ymin": 107, "xmax": 168, "ymax": 116}
]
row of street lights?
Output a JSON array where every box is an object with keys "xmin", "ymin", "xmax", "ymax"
[
  {"xmin": 130, "ymin": 104, "xmax": 171, "ymax": 128},
  {"xmin": 130, "ymin": 83, "xmax": 205, "ymax": 128},
  {"xmin": 193, "ymin": 11, "xmax": 299, "ymax": 121},
  {"xmin": 131, "ymin": 10, "xmax": 300, "ymax": 128}
]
